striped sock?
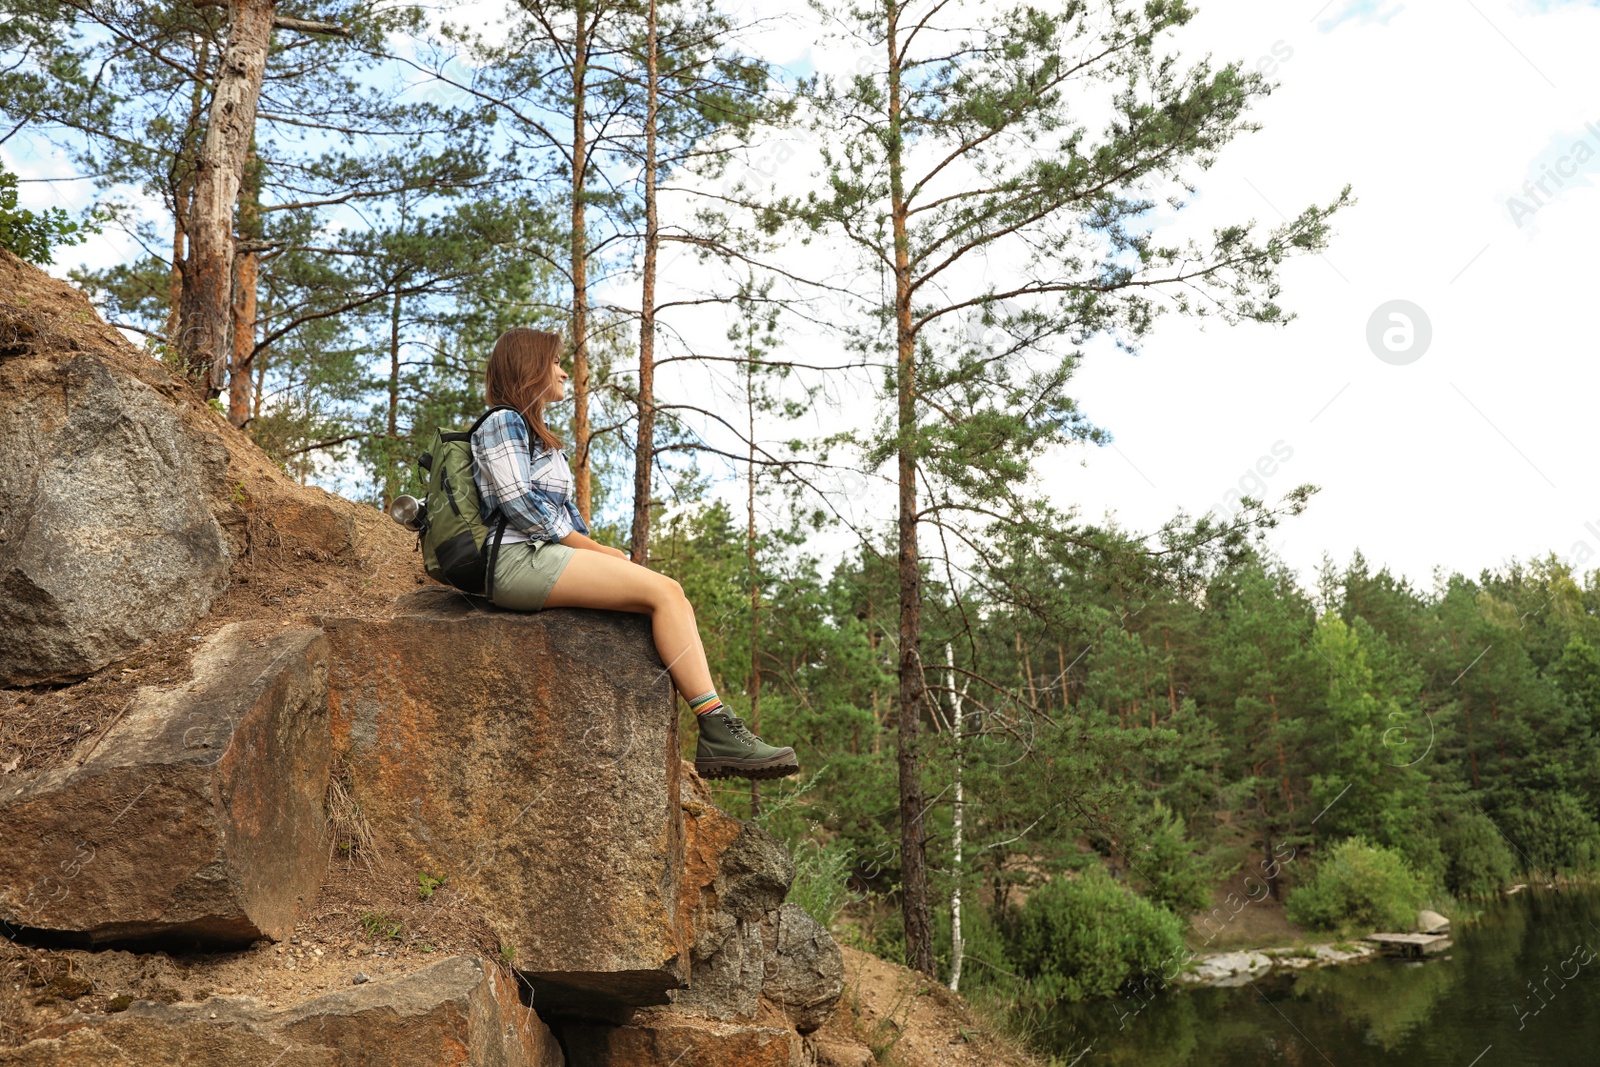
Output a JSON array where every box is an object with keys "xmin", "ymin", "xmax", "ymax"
[{"xmin": 689, "ymin": 692, "xmax": 724, "ymax": 717}]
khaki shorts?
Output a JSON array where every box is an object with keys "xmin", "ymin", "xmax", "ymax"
[{"xmin": 490, "ymin": 538, "xmax": 577, "ymax": 611}]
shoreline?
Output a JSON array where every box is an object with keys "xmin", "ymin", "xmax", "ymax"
[{"xmin": 1176, "ymin": 940, "xmax": 1384, "ymax": 987}]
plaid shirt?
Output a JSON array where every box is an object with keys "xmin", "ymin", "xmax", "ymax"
[{"xmin": 470, "ymin": 408, "xmax": 590, "ymax": 544}]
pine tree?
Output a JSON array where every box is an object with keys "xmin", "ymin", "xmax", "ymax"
[{"xmin": 781, "ymin": 0, "xmax": 1349, "ymax": 974}]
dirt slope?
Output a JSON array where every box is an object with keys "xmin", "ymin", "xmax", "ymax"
[{"xmin": 809, "ymin": 946, "xmax": 1047, "ymax": 1067}]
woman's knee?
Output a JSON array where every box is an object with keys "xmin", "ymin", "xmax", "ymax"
[{"xmin": 646, "ymin": 574, "xmax": 690, "ymax": 613}]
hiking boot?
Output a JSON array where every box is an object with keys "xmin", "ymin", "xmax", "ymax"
[{"xmin": 695, "ymin": 711, "xmax": 800, "ymax": 780}]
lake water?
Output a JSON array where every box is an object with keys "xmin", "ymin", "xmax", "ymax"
[{"xmin": 1043, "ymin": 888, "xmax": 1600, "ymax": 1066}]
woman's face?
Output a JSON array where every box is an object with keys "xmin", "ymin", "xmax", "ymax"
[{"xmin": 543, "ymin": 359, "xmax": 569, "ymax": 403}]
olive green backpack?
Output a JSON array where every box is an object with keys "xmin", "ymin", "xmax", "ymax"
[{"xmin": 417, "ymin": 406, "xmax": 516, "ymax": 596}]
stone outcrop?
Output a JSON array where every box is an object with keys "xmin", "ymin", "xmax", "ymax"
[
  {"xmin": 0, "ymin": 623, "xmax": 329, "ymax": 947},
  {"xmin": 323, "ymin": 588, "xmax": 687, "ymax": 1017},
  {"xmin": 573, "ymin": 771, "xmax": 843, "ymax": 1064},
  {"xmin": 0, "ymin": 337, "xmax": 232, "ymax": 686},
  {"xmin": 0, "ymin": 247, "xmax": 369, "ymax": 688},
  {"xmin": 1, "ymin": 955, "xmax": 561, "ymax": 1066},
  {"xmin": 666, "ymin": 795, "xmax": 788, "ymax": 1023},
  {"xmin": 812, "ymin": 1035, "xmax": 876, "ymax": 1067}
]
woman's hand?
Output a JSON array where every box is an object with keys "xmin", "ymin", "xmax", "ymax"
[{"xmin": 559, "ymin": 531, "xmax": 634, "ymax": 561}]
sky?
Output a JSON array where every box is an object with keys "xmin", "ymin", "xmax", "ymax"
[
  {"xmin": 1035, "ymin": 0, "xmax": 1600, "ymax": 595},
  {"xmin": 8, "ymin": 0, "xmax": 1600, "ymax": 595}
]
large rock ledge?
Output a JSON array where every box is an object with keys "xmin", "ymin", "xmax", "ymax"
[
  {"xmin": 323, "ymin": 588, "xmax": 687, "ymax": 1017},
  {"xmin": 0, "ymin": 623, "xmax": 330, "ymax": 947}
]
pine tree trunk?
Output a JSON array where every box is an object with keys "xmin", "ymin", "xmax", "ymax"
[
  {"xmin": 887, "ymin": 0, "xmax": 935, "ymax": 978},
  {"xmin": 227, "ymin": 252, "xmax": 257, "ymax": 426},
  {"xmin": 1017, "ymin": 631, "xmax": 1037, "ymax": 707},
  {"xmin": 569, "ymin": 0, "xmax": 594, "ymax": 524},
  {"xmin": 179, "ymin": 0, "xmax": 276, "ymax": 396},
  {"xmin": 252, "ymin": 334, "xmax": 268, "ymax": 424},
  {"xmin": 384, "ymin": 287, "xmax": 402, "ymax": 508},
  {"xmin": 946, "ymin": 643, "xmax": 965, "ymax": 992},
  {"xmin": 630, "ymin": 0, "xmax": 660, "ymax": 564},
  {"xmin": 1058, "ymin": 643, "xmax": 1068, "ymax": 710},
  {"xmin": 870, "ymin": 629, "xmax": 881, "ymax": 756},
  {"xmin": 1269, "ymin": 692, "xmax": 1293, "ymax": 818},
  {"xmin": 1164, "ymin": 630, "xmax": 1178, "ymax": 717},
  {"xmin": 227, "ymin": 144, "xmax": 259, "ymax": 428},
  {"xmin": 167, "ymin": 35, "xmax": 210, "ymax": 341},
  {"xmin": 747, "ymin": 344, "xmax": 761, "ymax": 817},
  {"xmin": 168, "ymin": 207, "xmax": 188, "ymax": 342}
]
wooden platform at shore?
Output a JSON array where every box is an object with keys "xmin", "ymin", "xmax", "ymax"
[{"xmin": 1366, "ymin": 932, "xmax": 1452, "ymax": 957}]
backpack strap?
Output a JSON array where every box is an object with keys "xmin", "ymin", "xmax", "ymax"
[
  {"xmin": 484, "ymin": 515, "xmax": 509, "ymax": 601},
  {"xmin": 462, "ymin": 405, "xmax": 518, "ymax": 600},
  {"xmin": 471, "ymin": 404, "xmax": 521, "ymax": 433},
  {"xmin": 440, "ymin": 404, "xmax": 520, "ymax": 442}
]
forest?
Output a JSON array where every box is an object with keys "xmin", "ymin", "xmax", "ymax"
[{"xmin": 6, "ymin": 0, "xmax": 1597, "ymax": 1036}]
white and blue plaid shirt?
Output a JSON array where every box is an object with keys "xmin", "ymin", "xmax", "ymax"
[{"xmin": 470, "ymin": 408, "xmax": 590, "ymax": 544}]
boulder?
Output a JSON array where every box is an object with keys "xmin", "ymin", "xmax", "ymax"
[
  {"xmin": 0, "ymin": 1019, "xmax": 318, "ymax": 1067},
  {"xmin": 811, "ymin": 1036, "xmax": 875, "ymax": 1067},
  {"xmin": 562, "ymin": 1013, "xmax": 803, "ymax": 1067},
  {"xmin": 760, "ymin": 904, "xmax": 844, "ymax": 1033},
  {"xmin": 2, "ymin": 955, "xmax": 562, "ymax": 1066},
  {"xmin": 0, "ymin": 347, "xmax": 232, "ymax": 685},
  {"xmin": 273, "ymin": 955, "xmax": 563, "ymax": 1066},
  {"xmin": 715, "ymin": 825, "xmax": 795, "ymax": 921},
  {"xmin": 323, "ymin": 588, "xmax": 686, "ymax": 1017},
  {"xmin": 660, "ymin": 779, "xmax": 782, "ymax": 1022},
  {"xmin": 0, "ymin": 624, "xmax": 330, "ymax": 947},
  {"xmin": 1417, "ymin": 909, "xmax": 1450, "ymax": 934}
]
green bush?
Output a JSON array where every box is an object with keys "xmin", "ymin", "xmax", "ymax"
[
  {"xmin": 1129, "ymin": 802, "xmax": 1214, "ymax": 917},
  {"xmin": 1285, "ymin": 837, "xmax": 1426, "ymax": 933},
  {"xmin": 786, "ymin": 836, "xmax": 855, "ymax": 930},
  {"xmin": 1439, "ymin": 811, "xmax": 1517, "ymax": 896},
  {"xmin": 1003, "ymin": 866, "xmax": 1187, "ymax": 1002}
]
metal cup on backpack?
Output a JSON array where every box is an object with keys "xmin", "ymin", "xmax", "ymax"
[{"xmin": 388, "ymin": 494, "xmax": 427, "ymax": 530}]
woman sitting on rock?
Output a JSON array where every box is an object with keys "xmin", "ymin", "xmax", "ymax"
[{"xmin": 470, "ymin": 326, "xmax": 799, "ymax": 781}]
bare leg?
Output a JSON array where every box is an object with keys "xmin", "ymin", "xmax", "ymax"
[{"xmin": 543, "ymin": 551, "xmax": 714, "ymax": 699}]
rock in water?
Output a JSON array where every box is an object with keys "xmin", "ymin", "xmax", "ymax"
[
  {"xmin": 0, "ymin": 348, "xmax": 232, "ymax": 685},
  {"xmin": 0, "ymin": 624, "xmax": 329, "ymax": 946},
  {"xmin": 1417, "ymin": 909, "xmax": 1450, "ymax": 934},
  {"xmin": 324, "ymin": 588, "xmax": 687, "ymax": 1016}
]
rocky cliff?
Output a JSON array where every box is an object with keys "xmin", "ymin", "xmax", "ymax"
[{"xmin": 0, "ymin": 250, "xmax": 854, "ymax": 1066}]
